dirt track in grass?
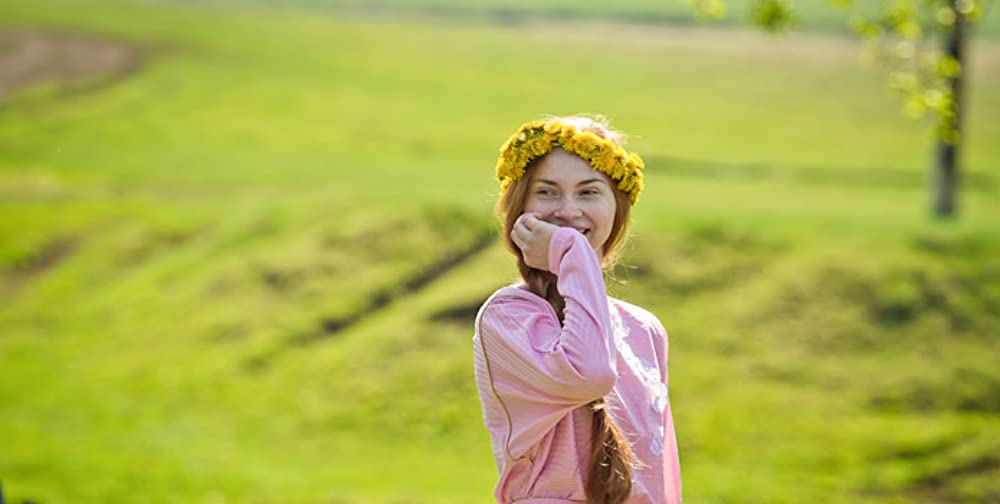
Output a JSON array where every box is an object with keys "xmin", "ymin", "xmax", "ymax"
[{"xmin": 0, "ymin": 28, "xmax": 140, "ymax": 100}]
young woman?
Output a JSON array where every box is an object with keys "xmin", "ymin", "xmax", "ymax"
[{"xmin": 473, "ymin": 116, "xmax": 682, "ymax": 504}]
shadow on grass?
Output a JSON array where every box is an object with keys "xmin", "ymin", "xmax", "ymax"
[{"xmin": 244, "ymin": 229, "xmax": 496, "ymax": 371}]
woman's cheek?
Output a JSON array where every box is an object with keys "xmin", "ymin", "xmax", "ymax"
[{"xmin": 529, "ymin": 202, "xmax": 557, "ymax": 217}]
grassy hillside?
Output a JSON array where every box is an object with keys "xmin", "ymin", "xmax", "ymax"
[{"xmin": 1, "ymin": 0, "xmax": 998, "ymax": 503}]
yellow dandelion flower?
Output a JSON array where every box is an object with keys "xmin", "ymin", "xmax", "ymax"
[
  {"xmin": 543, "ymin": 121, "xmax": 564, "ymax": 135},
  {"xmin": 528, "ymin": 138, "xmax": 546, "ymax": 157},
  {"xmin": 526, "ymin": 119, "xmax": 546, "ymax": 130},
  {"xmin": 576, "ymin": 131, "xmax": 599, "ymax": 148},
  {"xmin": 559, "ymin": 136, "xmax": 577, "ymax": 153},
  {"xmin": 628, "ymin": 152, "xmax": 645, "ymax": 170},
  {"xmin": 599, "ymin": 155, "xmax": 617, "ymax": 174}
]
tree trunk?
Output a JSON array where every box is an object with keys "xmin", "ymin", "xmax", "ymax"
[{"xmin": 933, "ymin": 2, "xmax": 966, "ymax": 218}]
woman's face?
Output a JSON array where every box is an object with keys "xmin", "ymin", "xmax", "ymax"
[{"xmin": 523, "ymin": 148, "xmax": 618, "ymax": 260}]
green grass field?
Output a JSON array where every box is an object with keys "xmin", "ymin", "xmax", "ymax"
[{"xmin": 1, "ymin": 1, "xmax": 998, "ymax": 503}]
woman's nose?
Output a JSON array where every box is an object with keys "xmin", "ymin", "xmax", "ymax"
[{"xmin": 553, "ymin": 198, "xmax": 582, "ymax": 220}]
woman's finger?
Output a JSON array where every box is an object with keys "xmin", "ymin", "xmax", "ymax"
[
  {"xmin": 511, "ymin": 221, "xmax": 526, "ymax": 238},
  {"xmin": 513, "ymin": 217, "xmax": 527, "ymax": 233},
  {"xmin": 517, "ymin": 213, "xmax": 535, "ymax": 231},
  {"xmin": 510, "ymin": 229, "xmax": 525, "ymax": 250},
  {"xmin": 531, "ymin": 216, "xmax": 555, "ymax": 232}
]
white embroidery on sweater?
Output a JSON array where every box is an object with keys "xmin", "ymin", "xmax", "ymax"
[
  {"xmin": 609, "ymin": 305, "xmax": 669, "ymax": 455},
  {"xmin": 650, "ymin": 426, "xmax": 665, "ymax": 455}
]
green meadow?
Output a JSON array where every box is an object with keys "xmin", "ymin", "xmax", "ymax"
[{"xmin": 1, "ymin": 0, "xmax": 998, "ymax": 503}]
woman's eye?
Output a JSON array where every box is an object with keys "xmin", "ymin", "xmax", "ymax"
[
  {"xmin": 581, "ymin": 189, "xmax": 600, "ymax": 196},
  {"xmin": 535, "ymin": 189, "xmax": 554, "ymax": 196}
]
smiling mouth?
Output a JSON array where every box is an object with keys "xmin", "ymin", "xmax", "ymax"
[{"xmin": 553, "ymin": 223, "xmax": 590, "ymax": 236}]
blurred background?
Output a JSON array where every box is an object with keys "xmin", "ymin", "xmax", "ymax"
[{"xmin": 1, "ymin": 1, "xmax": 998, "ymax": 503}]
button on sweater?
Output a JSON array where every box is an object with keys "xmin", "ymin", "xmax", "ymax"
[{"xmin": 473, "ymin": 227, "xmax": 682, "ymax": 503}]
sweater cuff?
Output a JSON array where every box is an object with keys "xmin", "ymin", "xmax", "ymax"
[{"xmin": 547, "ymin": 226, "xmax": 585, "ymax": 273}]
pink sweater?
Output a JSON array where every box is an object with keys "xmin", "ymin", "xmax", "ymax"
[{"xmin": 473, "ymin": 227, "xmax": 682, "ymax": 503}]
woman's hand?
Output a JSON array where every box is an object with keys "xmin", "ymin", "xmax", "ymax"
[{"xmin": 511, "ymin": 213, "xmax": 560, "ymax": 272}]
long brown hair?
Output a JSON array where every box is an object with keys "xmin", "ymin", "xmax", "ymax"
[{"xmin": 493, "ymin": 116, "xmax": 637, "ymax": 504}]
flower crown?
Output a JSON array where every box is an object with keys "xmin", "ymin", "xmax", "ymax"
[{"xmin": 495, "ymin": 118, "xmax": 645, "ymax": 205}]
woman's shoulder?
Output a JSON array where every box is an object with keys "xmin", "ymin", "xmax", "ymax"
[
  {"xmin": 608, "ymin": 296, "xmax": 667, "ymax": 336},
  {"xmin": 476, "ymin": 283, "xmax": 556, "ymax": 324}
]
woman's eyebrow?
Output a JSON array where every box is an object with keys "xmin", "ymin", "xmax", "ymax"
[
  {"xmin": 577, "ymin": 178, "xmax": 608, "ymax": 187},
  {"xmin": 535, "ymin": 178, "xmax": 609, "ymax": 187}
]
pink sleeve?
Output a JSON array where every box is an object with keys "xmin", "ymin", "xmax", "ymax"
[
  {"xmin": 651, "ymin": 316, "xmax": 683, "ymax": 502},
  {"xmin": 477, "ymin": 227, "xmax": 617, "ymax": 459},
  {"xmin": 651, "ymin": 316, "xmax": 669, "ymax": 388}
]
